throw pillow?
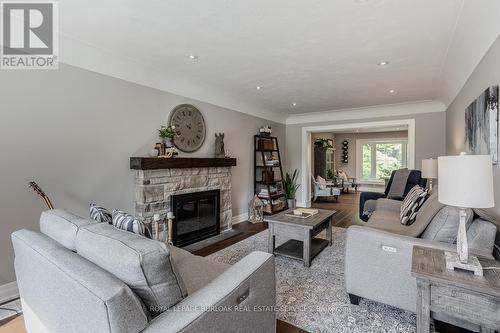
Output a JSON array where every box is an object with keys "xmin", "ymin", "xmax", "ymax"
[
  {"xmin": 76, "ymin": 223, "xmax": 187, "ymax": 317},
  {"xmin": 400, "ymin": 185, "xmax": 428, "ymax": 225},
  {"xmin": 316, "ymin": 176, "xmax": 327, "ymax": 190},
  {"xmin": 421, "ymin": 206, "xmax": 474, "ymax": 243},
  {"xmin": 89, "ymin": 203, "xmax": 112, "ymax": 224},
  {"xmin": 112, "ymin": 209, "xmax": 146, "ymax": 236}
]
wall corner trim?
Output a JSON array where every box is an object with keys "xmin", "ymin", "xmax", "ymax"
[{"xmin": 0, "ymin": 281, "xmax": 19, "ymax": 304}]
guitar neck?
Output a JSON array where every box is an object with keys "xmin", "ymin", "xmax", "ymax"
[
  {"xmin": 42, "ymin": 196, "xmax": 54, "ymax": 210},
  {"xmin": 29, "ymin": 182, "xmax": 54, "ymax": 210}
]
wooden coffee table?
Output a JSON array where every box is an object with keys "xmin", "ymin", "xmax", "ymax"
[{"xmin": 264, "ymin": 208, "xmax": 335, "ymax": 267}]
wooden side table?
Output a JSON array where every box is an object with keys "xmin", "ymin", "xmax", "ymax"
[
  {"xmin": 411, "ymin": 246, "xmax": 500, "ymax": 333},
  {"xmin": 265, "ymin": 209, "xmax": 335, "ymax": 267}
]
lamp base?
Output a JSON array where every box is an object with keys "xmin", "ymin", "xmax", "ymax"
[{"xmin": 445, "ymin": 251, "xmax": 483, "ymax": 276}]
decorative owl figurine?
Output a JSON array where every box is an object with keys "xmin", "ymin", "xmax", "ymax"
[{"xmin": 215, "ymin": 133, "xmax": 225, "ymax": 158}]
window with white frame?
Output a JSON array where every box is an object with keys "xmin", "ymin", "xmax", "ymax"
[{"xmin": 357, "ymin": 139, "xmax": 408, "ymax": 182}]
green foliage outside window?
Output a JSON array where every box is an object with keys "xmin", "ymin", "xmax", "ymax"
[{"xmin": 362, "ymin": 142, "xmax": 406, "ymax": 180}]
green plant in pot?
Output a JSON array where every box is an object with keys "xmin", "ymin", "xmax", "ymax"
[
  {"xmin": 284, "ymin": 169, "xmax": 300, "ymax": 209},
  {"xmin": 314, "ymin": 138, "xmax": 333, "ymax": 148},
  {"xmin": 158, "ymin": 125, "xmax": 177, "ymax": 147}
]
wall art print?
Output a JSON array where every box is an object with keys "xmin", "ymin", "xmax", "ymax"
[{"xmin": 465, "ymin": 85, "xmax": 499, "ymax": 164}]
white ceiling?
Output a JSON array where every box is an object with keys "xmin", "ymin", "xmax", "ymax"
[{"xmin": 58, "ymin": 0, "xmax": 500, "ymax": 122}]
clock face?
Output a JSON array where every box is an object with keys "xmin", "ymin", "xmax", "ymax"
[{"xmin": 169, "ymin": 104, "xmax": 206, "ymax": 152}]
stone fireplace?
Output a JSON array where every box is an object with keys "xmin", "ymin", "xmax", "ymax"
[{"xmin": 131, "ymin": 158, "xmax": 237, "ymax": 241}]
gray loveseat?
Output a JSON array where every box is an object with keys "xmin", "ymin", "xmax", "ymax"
[
  {"xmin": 345, "ymin": 189, "xmax": 497, "ymax": 313},
  {"xmin": 12, "ymin": 209, "xmax": 276, "ymax": 333}
]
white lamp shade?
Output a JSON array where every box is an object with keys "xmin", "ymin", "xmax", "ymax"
[
  {"xmin": 438, "ymin": 155, "xmax": 494, "ymax": 208},
  {"xmin": 421, "ymin": 158, "xmax": 438, "ymax": 179}
]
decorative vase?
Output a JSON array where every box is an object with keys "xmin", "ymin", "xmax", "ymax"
[
  {"xmin": 287, "ymin": 198, "xmax": 296, "ymax": 209},
  {"xmin": 163, "ymin": 137, "xmax": 174, "ymax": 148}
]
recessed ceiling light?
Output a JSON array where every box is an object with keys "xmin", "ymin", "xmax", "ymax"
[
  {"xmin": 291, "ymin": 102, "xmax": 297, "ymax": 107},
  {"xmin": 378, "ymin": 61, "xmax": 389, "ymax": 66},
  {"xmin": 256, "ymin": 86, "xmax": 263, "ymax": 90},
  {"xmin": 389, "ymin": 89, "xmax": 395, "ymax": 94},
  {"xmin": 187, "ymin": 55, "xmax": 198, "ymax": 60}
]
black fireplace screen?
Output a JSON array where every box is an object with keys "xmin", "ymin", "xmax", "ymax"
[{"xmin": 171, "ymin": 190, "xmax": 220, "ymax": 247}]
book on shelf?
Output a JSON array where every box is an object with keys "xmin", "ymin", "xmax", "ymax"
[
  {"xmin": 264, "ymin": 155, "xmax": 280, "ymax": 166},
  {"xmin": 258, "ymin": 186, "xmax": 279, "ymax": 198},
  {"xmin": 261, "ymin": 198, "xmax": 283, "ymax": 206}
]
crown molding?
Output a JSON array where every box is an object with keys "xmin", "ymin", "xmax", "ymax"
[
  {"xmin": 58, "ymin": 34, "xmax": 286, "ymax": 124},
  {"xmin": 285, "ymin": 100, "xmax": 446, "ymax": 125}
]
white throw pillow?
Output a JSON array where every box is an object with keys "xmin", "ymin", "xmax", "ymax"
[
  {"xmin": 316, "ymin": 176, "xmax": 327, "ymax": 190},
  {"xmin": 400, "ymin": 185, "xmax": 428, "ymax": 225},
  {"xmin": 338, "ymin": 171, "xmax": 348, "ymax": 181}
]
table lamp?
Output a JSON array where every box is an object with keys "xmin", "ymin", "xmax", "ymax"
[
  {"xmin": 421, "ymin": 158, "xmax": 438, "ymax": 191},
  {"xmin": 438, "ymin": 155, "xmax": 494, "ymax": 276}
]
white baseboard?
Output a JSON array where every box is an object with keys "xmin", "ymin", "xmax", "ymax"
[
  {"xmin": 231, "ymin": 212, "xmax": 248, "ymax": 225},
  {"xmin": 0, "ymin": 281, "xmax": 19, "ymax": 304}
]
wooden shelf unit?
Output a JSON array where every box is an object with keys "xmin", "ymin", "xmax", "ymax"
[{"xmin": 254, "ymin": 135, "xmax": 286, "ymax": 215}]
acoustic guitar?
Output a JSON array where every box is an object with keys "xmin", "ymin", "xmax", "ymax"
[{"xmin": 28, "ymin": 181, "xmax": 54, "ymax": 210}]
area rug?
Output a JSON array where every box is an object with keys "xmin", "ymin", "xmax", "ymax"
[{"xmin": 208, "ymin": 227, "xmax": 418, "ymax": 333}]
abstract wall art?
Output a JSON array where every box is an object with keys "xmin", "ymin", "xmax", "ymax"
[{"xmin": 465, "ymin": 85, "xmax": 499, "ymax": 164}]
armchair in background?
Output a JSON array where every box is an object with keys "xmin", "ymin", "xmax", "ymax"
[
  {"xmin": 359, "ymin": 169, "xmax": 426, "ymax": 221},
  {"xmin": 311, "ymin": 175, "xmax": 340, "ymax": 202},
  {"xmin": 335, "ymin": 170, "xmax": 359, "ymax": 193}
]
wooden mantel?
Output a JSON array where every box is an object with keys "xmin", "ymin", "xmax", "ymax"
[{"xmin": 130, "ymin": 157, "xmax": 237, "ymax": 170}]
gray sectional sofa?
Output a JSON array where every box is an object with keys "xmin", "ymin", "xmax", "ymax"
[
  {"xmin": 12, "ymin": 209, "xmax": 276, "ymax": 333},
  {"xmin": 345, "ymin": 189, "xmax": 497, "ymax": 313}
]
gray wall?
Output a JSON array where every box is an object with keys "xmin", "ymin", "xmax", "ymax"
[
  {"xmin": 0, "ymin": 64, "xmax": 284, "ymax": 285},
  {"xmin": 334, "ymin": 131, "xmax": 408, "ymax": 177},
  {"xmin": 446, "ymin": 35, "xmax": 500, "ymax": 219},
  {"xmin": 285, "ymin": 112, "xmax": 446, "ymax": 201}
]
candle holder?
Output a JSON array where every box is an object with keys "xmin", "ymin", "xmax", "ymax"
[{"xmin": 166, "ymin": 212, "xmax": 174, "ymax": 245}]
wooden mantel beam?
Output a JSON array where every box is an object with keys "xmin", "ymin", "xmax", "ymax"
[{"xmin": 130, "ymin": 157, "xmax": 237, "ymax": 170}]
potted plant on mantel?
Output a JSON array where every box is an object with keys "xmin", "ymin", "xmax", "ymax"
[
  {"xmin": 158, "ymin": 125, "xmax": 177, "ymax": 148},
  {"xmin": 284, "ymin": 169, "xmax": 300, "ymax": 209}
]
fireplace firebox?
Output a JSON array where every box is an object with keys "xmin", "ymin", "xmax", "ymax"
[{"xmin": 171, "ymin": 190, "xmax": 221, "ymax": 247}]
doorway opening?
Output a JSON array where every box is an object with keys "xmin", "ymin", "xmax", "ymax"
[{"xmin": 300, "ymin": 119, "xmax": 415, "ymax": 207}]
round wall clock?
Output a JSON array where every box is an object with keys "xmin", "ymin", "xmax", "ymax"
[{"xmin": 168, "ymin": 104, "xmax": 206, "ymax": 152}]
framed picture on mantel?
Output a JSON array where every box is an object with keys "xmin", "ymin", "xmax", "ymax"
[{"xmin": 465, "ymin": 85, "xmax": 499, "ymax": 164}]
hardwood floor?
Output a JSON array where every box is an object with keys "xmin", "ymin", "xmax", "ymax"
[
  {"xmin": 310, "ymin": 191, "xmax": 364, "ymax": 228},
  {"xmin": 0, "ymin": 191, "xmax": 470, "ymax": 333}
]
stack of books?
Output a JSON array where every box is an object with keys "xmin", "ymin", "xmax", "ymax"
[
  {"xmin": 264, "ymin": 156, "xmax": 280, "ymax": 166},
  {"xmin": 258, "ymin": 187, "xmax": 278, "ymax": 198}
]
